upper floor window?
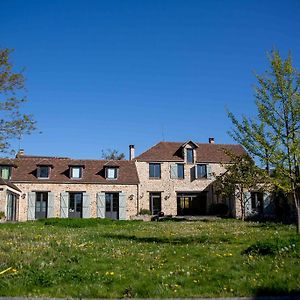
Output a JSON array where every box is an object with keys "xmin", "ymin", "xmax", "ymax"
[
  {"xmin": 106, "ymin": 167, "xmax": 118, "ymax": 180},
  {"xmin": 196, "ymin": 164, "xmax": 207, "ymax": 178},
  {"xmin": 170, "ymin": 164, "xmax": 184, "ymax": 179},
  {"xmin": 0, "ymin": 166, "xmax": 11, "ymax": 180},
  {"xmin": 149, "ymin": 163, "xmax": 161, "ymax": 179},
  {"xmin": 70, "ymin": 166, "xmax": 82, "ymax": 179},
  {"xmin": 37, "ymin": 166, "xmax": 50, "ymax": 179},
  {"xmin": 186, "ymin": 149, "xmax": 194, "ymax": 164}
]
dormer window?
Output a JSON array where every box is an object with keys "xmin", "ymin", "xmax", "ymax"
[
  {"xmin": 0, "ymin": 166, "xmax": 11, "ymax": 180},
  {"xmin": 70, "ymin": 166, "xmax": 82, "ymax": 179},
  {"xmin": 37, "ymin": 166, "xmax": 50, "ymax": 179},
  {"xmin": 186, "ymin": 149, "xmax": 194, "ymax": 164},
  {"xmin": 106, "ymin": 167, "xmax": 118, "ymax": 180}
]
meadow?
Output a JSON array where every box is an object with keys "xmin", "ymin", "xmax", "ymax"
[{"xmin": 0, "ymin": 218, "xmax": 299, "ymax": 298}]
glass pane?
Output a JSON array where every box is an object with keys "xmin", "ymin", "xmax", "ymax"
[
  {"xmin": 72, "ymin": 167, "xmax": 81, "ymax": 178},
  {"xmin": 1, "ymin": 167, "xmax": 10, "ymax": 179},
  {"xmin": 41, "ymin": 200, "xmax": 47, "ymax": 212},
  {"xmin": 39, "ymin": 166, "xmax": 49, "ymax": 178},
  {"xmin": 105, "ymin": 195, "xmax": 111, "ymax": 211},
  {"xmin": 69, "ymin": 194, "xmax": 75, "ymax": 210},
  {"xmin": 113, "ymin": 194, "xmax": 119, "ymax": 212},
  {"xmin": 197, "ymin": 165, "xmax": 207, "ymax": 178},
  {"xmin": 187, "ymin": 149, "xmax": 194, "ymax": 163},
  {"xmin": 107, "ymin": 168, "xmax": 116, "ymax": 179},
  {"xmin": 149, "ymin": 164, "xmax": 154, "ymax": 177},
  {"xmin": 177, "ymin": 164, "xmax": 184, "ymax": 178}
]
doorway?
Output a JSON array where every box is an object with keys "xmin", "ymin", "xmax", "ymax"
[
  {"xmin": 105, "ymin": 193, "xmax": 119, "ymax": 219},
  {"xmin": 149, "ymin": 192, "xmax": 162, "ymax": 215},
  {"xmin": 7, "ymin": 193, "xmax": 18, "ymax": 221},
  {"xmin": 177, "ymin": 192, "xmax": 207, "ymax": 215},
  {"xmin": 35, "ymin": 192, "xmax": 48, "ymax": 219},
  {"xmin": 69, "ymin": 192, "xmax": 83, "ymax": 218}
]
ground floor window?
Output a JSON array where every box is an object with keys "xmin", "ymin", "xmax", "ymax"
[
  {"xmin": 35, "ymin": 192, "xmax": 48, "ymax": 219},
  {"xmin": 177, "ymin": 192, "xmax": 207, "ymax": 216},
  {"xmin": 7, "ymin": 192, "xmax": 18, "ymax": 221},
  {"xmin": 149, "ymin": 192, "xmax": 161, "ymax": 215},
  {"xmin": 69, "ymin": 192, "xmax": 83, "ymax": 218},
  {"xmin": 251, "ymin": 192, "xmax": 263, "ymax": 213},
  {"xmin": 105, "ymin": 193, "xmax": 119, "ymax": 219}
]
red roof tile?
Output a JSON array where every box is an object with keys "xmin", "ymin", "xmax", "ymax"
[
  {"xmin": 10, "ymin": 156, "xmax": 139, "ymax": 184},
  {"xmin": 135, "ymin": 142, "xmax": 247, "ymax": 163}
]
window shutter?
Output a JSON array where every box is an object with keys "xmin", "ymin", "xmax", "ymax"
[
  {"xmin": 206, "ymin": 164, "xmax": 213, "ymax": 179},
  {"xmin": 243, "ymin": 192, "xmax": 251, "ymax": 216},
  {"xmin": 119, "ymin": 192, "xmax": 126, "ymax": 220},
  {"xmin": 190, "ymin": 166, "xmax": 197, "ymax": 181},
  {"xmin": 170, "ymin": 164, "xmax": 178, "ymax": 179},
  {"xmin": 27, "ymin": 192, "xmax": 36, "ymax": 221},
  {"xmin": 96, "ymin": 192, "xmax": 105, "ymax": 218},
  {"xmin": 47, "ymin": 192, "xmax": 55, "ymax": 218},
  {"xmin": 60, "ymin": 192, "xmax": 69, "ymax": 218},
  {"xmin": 82, "ymin": 193, "xmax": 91, "ymax": 218}
]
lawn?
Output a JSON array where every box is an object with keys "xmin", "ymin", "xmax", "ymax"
[{"xmin": 0, "ymin": 218, "xmax": 299, "ymax": 298}]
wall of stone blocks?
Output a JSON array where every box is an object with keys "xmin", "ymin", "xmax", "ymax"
[
  {"xmin": 135, "ymin": 161, "xmax": 227, "ymax": 215},
  {"xmin": 15, "ymin": 183, "xmax": 138, "ymax": 221}
]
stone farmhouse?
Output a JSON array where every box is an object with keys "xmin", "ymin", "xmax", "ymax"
[{"xmin": 0, "ymin": 139, "xmax": 269, "ymax": 222}]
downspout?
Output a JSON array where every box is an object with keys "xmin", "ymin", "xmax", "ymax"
[{"xmin": 136, "ymin": 183, "xmax": 140, "ymax": 215}]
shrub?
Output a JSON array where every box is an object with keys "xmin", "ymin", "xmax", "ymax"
[
  {"xmin": 209, "ymin": 203, "xmax": 228, "ymax": 216},
  {"xmin": 139, "ymin": 209, "xmax": 151, "ymax": 215},
  {"xmin": 0, "ymin": 211, "xmax": 5, "ymax": 219}
]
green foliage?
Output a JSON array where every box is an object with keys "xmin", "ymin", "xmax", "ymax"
[
  {"xmin": 0, "ymin": 211, "xmax": 5, "ymax": 219},
  {"xmin": 227, "ymin": 50, "xmax": 300, "ymax": 231},
  {"xmin": 0, "ymin": 48, "xmax": 36, "ymax": 153},
  {"xmin": 101, "ymin": 149, "xmax": 125, "ymax": 160},
  {"xmin": 139, "ymin": 209, "xmax": 151, "ymax": 215},
  {"xmin": 0, "ymin": 219, "xmax": 299, "ymax": 297}
]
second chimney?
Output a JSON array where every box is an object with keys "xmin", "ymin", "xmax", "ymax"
[
  {"xmin": 208, "ymin": 137, "xmax": 215, "ymax": 144},
  {"xmin": 129, "ymin": 145, "xmax": 135, "ymax": 160},
  {"xmin": 16, "ymin": 148, "xmax": 25, "ymax": 158}
]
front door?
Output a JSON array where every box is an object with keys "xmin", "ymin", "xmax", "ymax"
[
  {"xmin": 69, "ymin": 193, "xmax": 83, "ymax": 218},
  {"xmin": 105, "ymin": 193, "xmax": 119, "ymax": 219},
  {"xmin": 35, "ymin": 192, "xmax": 48, "ymax": 219},
  {"xmin": 150, "ymin": 192, "xmax": 162, "ymax": 215},
  {"xmin": 7, "ymin": 193, "xmax": 17, "ymax": 221}
]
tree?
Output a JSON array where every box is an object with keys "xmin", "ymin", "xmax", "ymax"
[
  {"xmin": 0, "ymin": 48, "xmax": 36, "ymax": 154},
  {"xmin": 101, "ymin": 149, "xmax": 125, "ymax": 160},
  {"xmin": 215, "ymin": 153, "xmax": 269, "ymax": 220},
  {"xmin": 228, "ymin": 50, "xmax": 300, "ymax": 232}
]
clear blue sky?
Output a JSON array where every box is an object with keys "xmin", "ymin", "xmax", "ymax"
[{"xmin": 1, "ymin": 0, "xmax": 299, "ymax": 159}]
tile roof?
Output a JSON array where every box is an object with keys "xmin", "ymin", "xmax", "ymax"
[
  {"xmin": 0, "ymin": 178, "xmax": 21, "ymax": 192},
  {"xmin": 9, "ymin": 156, "xmax": 139, "ymax": 185},
  {"xmin": 135, "ymin": 141, "xmax": 247, "ymax": 163}
]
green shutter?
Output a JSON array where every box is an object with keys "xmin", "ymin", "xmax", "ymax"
[
  {"xmin": 96, "ymin": 192, "xmax": 105, "ymax": 218},
  {"xmin": 170, "ymin": 164, "xmax": 178, "ymax": 179},
  {"xmin": 119, "ymin": 192, "xmax": 126, "ymax": 220},
  {"xmin": 60, "ymin": 192, "xmax": 69, "ymax": 218},
  {"xmin": 47, "ymin": 192, "xmax": 55, "ymax": 218},
  {"xmin": 82, "ymin": 193, "xmax": 91, "ymax": 218},
  {"xmin": 27, "ymin": 192, "xmax": 36, "ymax": 221},
  {"xmin": 191, "ymin": 166, "xmax": 197, "ymax": 181}
]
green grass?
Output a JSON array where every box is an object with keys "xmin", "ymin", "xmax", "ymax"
[{"xmin": 0, "ymin": 218, "xmax": 299, "ymax": 298}]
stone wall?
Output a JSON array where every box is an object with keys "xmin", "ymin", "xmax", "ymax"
[
  {"xmin": 135, "ymin": 161, "xmax": 227, "ymax": 215},
  {"xmin": 15, "ymin": 183, "xmax": 138, "ymax": 221}
]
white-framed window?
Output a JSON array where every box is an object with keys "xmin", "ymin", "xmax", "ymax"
[
  {"xmin": 37, "ymin": 166, "xmax": 50, "ymax": 179},
  {"xmin": 106, "ymin": 167, "xmax": 118, "ymax": 180},
  {"xmin": 196, "ymin": 164, "xmax": 207, "ymax": 178},
  {"xmin": 170, "ymin": 164, "xmax": 184, "ymax": 179},
  {"xmin": 149, "ymin": 163, "xmax": 161, "ymax": 179},
  {"xmin": 0, "ymin": 166, "xmax": 11, "ymax": 180},
  {"xmin": 70, "ymin": 166, "xmax": 82, "ymax": 179},
  {"xmin": 186, "ymin": 149, "xmax": 194, "ymax": 164}
]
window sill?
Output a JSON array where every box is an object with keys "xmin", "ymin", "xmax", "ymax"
[{"xmin": 149, "ymin": 177, "xmax": 161, "ymax": 180}]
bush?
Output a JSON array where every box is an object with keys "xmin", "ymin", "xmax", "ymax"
[
  {"xmin": 139, "ymin": 209, "xmax": 151, "ymax": 215},
  {"xmin": 0, "ymin": 211, "xmax": 5, "ymax": 219},
  {"xmin": 209, "ymin": 203, "xmax": 228, "ymax": 216}
]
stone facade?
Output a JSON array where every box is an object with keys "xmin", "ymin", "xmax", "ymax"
[
  {"xmin": 136, "ymin": 161, "xmax": 226, "ymax": 215},
  {"xmin": 15, "ymin": 183, "xmax": 138, "ymax": 221}
]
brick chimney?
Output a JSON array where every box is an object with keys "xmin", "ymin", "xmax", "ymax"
[
  {"xmin": 129, "ymin": 145, "xmax": 135, "ymax": 160},
  {"xmin": 208, "ymin": 137, "xmax": 215, "ymax": 144},
  {"xmin": 16, "ymin": 149, "xmax": 25, "ymax": 158}
]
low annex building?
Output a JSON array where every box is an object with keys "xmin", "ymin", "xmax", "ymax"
[{"xmin": 0, "ymin": 139, "xmax": 269, "ymax": 221}]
